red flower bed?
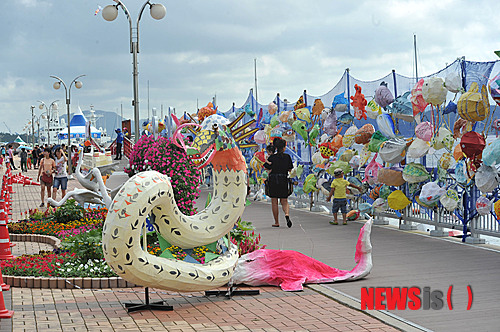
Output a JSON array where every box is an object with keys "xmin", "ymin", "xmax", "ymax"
[{"xmin": 0, "ymin": 252, "xmax": 76, "ymax": 277}]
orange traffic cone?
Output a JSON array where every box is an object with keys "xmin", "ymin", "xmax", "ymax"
[
  {"xmin": 3, "ymin": 198, "xmax": 11, "ymax": 218},
  {"xmin": 23, "ymin": 178, "xmax": 40, "ymax": 186},
  {"xmin": 0, "ymin": 265, "xmax": 9, "ymax": 291},
  {"xmin": 0, "ymin": 283, "xmax": 13, "ymax": 318},
  {"xmin": 0, "ymin": 204, "xmax": 13, "ymax": 260}
]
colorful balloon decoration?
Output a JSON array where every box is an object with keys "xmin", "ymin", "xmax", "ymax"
[
  {"xmin": 282, "ymin": 128, "xmax": 296, "ymax": 142},
  {"xmin": 366, "ymin": 99, "xmax": 382, "ymax": 119},
  {"xmin": 374, "ymin": 82, "xmax": 394, "ymax": 109},
  {"xmin": 292, "ymin": 120, "xmax": 308, "ymax": 143},
  {"xmin": 489, "ymin": 72, "xmax": 500, "ymax": 106},
  {"xmin": 354, "ymin": 124, "xmax": 375, "ymax": 145},
  {"xmin": 457, "ymin": 82, "xmax": 490, "ymax": 122},
  {"xmin": 390, "ymin": 91, "xmax": 414, "ymax": 122},
  {"xmin": 338, "ymin": 112, "xmax": 354, "ymax": 125},
  {"xmin": 323, "ymin": 111, "xmax": 337, "ymax": 136},
  {"xmin": 422, "ymin": 77, "xmax": 447, "ymax": 106},
  {"xmin": 415, "ymin": 122, "xmax": 433, "ymax": 142},
  {"xmin": 443, "ymin": 101, "xmax": 458, "ymax": 115},
  {"xmin": 268, "ymin": 102, "xmax": 278, "ymax": 115},
  {"xmin": 198, "ymin": 102, "xmax": 217, "ymax": 122},
  {"xmin": 376, "ymin": 113, "xmax": 396, "ymax": 138},
  {"xmin": 411, "ymin": 79, "xmax": 429, "ymax": 116},
  {"xmin": 270, "ymin": 114, "xmax": 279, "ymax": 128},
  {"xmin": 294, "ymin": 96, "xmax": 306, "ymax": 111},
  {"xmin": 350, "ymin": 84, "xmax": 368, "ymax": 120},
  {"xmin": 445, "ymin": 72, "xmax": 462, "ymax": 93},
  {"xmin": 296, "ymin": 108, "xmax": 311, "ymax": 123},
  {"xmin": 311, "ymin": 99, "xmax": 325, "ymax": 122},
  {"xmin": 254, "ymin": 130, "xmax": 267, "ymax": 144},
  {"xmin": 309, "ymin": 124, "xmax": 320, "ymax": 145},
  {"xmin": 342, "ymin": 125, "xmax": 358, "ymax": 148},
  {"xmin": 332, "ymin": 92, "xmax": 349, "ymax": 112}
]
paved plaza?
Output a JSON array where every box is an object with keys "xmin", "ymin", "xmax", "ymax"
[{"xmin": 0, "ymin": 160, "xmax": 498, "ymax": 331}]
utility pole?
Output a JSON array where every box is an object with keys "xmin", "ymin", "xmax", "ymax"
[{"xmin": 254, "ymin": 58, "xmax": 258, "ymax": 104}]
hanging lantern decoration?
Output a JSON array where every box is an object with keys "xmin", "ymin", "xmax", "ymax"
[{"xmin": 457, "ymin": 82, "xmax": 490, "ymax": 122}]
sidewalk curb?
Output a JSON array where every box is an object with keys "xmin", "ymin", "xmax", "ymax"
[
  {"xmin": 9, "ymin": 233, "xmax": 61, "ymax": 249},
  {"xmin": 307, "ymin": 284, "xmax": 433, "ymax": 332},
  {"xmin": 4, "ymin": 275, "xmax": 136, "ymax": 289}
]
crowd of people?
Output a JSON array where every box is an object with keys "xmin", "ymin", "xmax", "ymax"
[{"xmin": 1, "ymin": 143, "xmax": 71, "ymax": 207}]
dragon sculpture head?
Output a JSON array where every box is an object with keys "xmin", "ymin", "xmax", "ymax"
[{"xmin": 174, "ymin": 114, "xmax": 248, "ymax": 172}]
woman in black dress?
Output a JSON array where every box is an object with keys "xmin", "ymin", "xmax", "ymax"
[{"xmin": 264, "ymin": 137, "xmax": 293, "ymax": 228}]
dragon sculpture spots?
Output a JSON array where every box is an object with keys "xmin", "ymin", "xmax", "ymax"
[{"xmin": 102, "ymin": 115, "xmax": 247, "ymax": 292}]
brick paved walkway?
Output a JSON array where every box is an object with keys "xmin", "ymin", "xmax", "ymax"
[
  {"xmin": 9, "ymin": 166, "xmax": 84, "ymax": 223},
  {"xmin": 10, "ymin": 286, "xmax": 398, "ymax": 332},
  {"xmin": 11, "ymin": 241, "xmax": 53, "ymax": 256},
  {"xmin": 0, "ymin": 160, "xmax": 406, "ymax": 332}
]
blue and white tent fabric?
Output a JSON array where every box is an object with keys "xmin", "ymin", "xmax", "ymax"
[{"xmin": 58, "ymin": 107, "xmax": 101, "ymax": 139}]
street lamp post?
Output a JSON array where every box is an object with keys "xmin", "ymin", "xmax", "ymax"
[
  {"xmin": 37, "ymin": 100, "xmax": 59, "ymax": 146},
  {"xmin": 50, "ymin": 75, "xmax": 85, "ymax": 176},
  {"xmin": 30, "ymin": 106, "xmax": 35, "ymax": 148},
  {"xmin": 36, "ymin": 120, "xmax": 40, "ymax": 144},
  {"xmin": 102, "ymin": 0, "xmax": 166, "ymax": 143}
]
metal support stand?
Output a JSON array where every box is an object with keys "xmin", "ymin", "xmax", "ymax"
[
  {"xmin": 465, "ymin": 234, "xmax": 485, "ymax": 244},
  {"xmin": 430, "ymin": 226, "xmax": 447, "ymax": 237},
  {"xmin": 310, "ymin": 204, "xmax": 323, "ymax": 212},
  {"xmin": 205, "ymin": 285, "xmax": 260, "ymax": 299},
  {"xmin": 399, "ymin": 221, "xmax": 417, "ymax": 230},
  {"xmin": 124, "ymin": 287, "xmax": 173, "ymax": 313},
  {"xmin": 293, "ymin": 197, "xmax": 307, "ymax": 209},
  {"xmin": 310, "ymin": 193, "xmax": 323, "ymax": 212},
  {"xmin": 465, "ymin": 218, "xmax": 485, "ymax": 244},
  {"xmin": 373, "ymin": 214, "xmax": 389, "ymax": 225},
  {"xmin": 430, "ymin": 208, "xmax": 447, "ymax": 237},
  {"xmin": 399, "ymin": 207, "xmax": 417, "ymax": 230}
]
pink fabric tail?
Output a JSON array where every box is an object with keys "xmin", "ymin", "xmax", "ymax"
[{"xmin": 231, "ymin": 218, "xmax": 373, "ymax": 291}]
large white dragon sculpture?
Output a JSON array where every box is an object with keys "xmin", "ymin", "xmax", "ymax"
[{"xmin": 102, "ymin": 115, "xmax": 248, "ymax": 291}]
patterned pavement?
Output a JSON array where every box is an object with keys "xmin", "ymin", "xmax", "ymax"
[{"xmin": 0, "ymin": 160, "xmax": 406, "ymax": 331}]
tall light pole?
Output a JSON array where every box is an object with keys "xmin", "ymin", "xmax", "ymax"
[
  {"xmin": 101, "ymin": 0, "xmax": 166, "ymax": 143},
  {"xmin": 50, "ymin": 75, "xmax": 85, "ymax": 176},
  {"xmin": 37, "ymin": 100, "xmax": 59, "ymax": 146},
  {"xmin": 30, "ymin": 106, "xmax": 35, "ymax": 148}
]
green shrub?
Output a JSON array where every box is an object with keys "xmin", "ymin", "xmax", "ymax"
[
  {"xmin": 51, "ymin": 199, "xmax": 85, "ymax": 224},
  {"xmin": 60, "ymin": 228, "xmax": 103, "ymax": 262},
  {"xmin": 230, "ymin": 219, "xmax": 255, "ymax": 243}
]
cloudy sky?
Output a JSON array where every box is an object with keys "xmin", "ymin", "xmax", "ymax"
[{"xmin": 1, "ymin": 0, "xmax": 499, "ymax": 133}]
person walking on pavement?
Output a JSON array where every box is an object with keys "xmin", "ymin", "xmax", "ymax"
[
  {"xmin": 52, "ymin": 147, "xmax": 68, "ymax": 201},
  {"xmin": 263, "ymin": 137, "xmax": 293, "ymax": 228},
  {"xmin": 37, "ymin": 147, "xmax": 55, "ymax": 207},
  {"xmin": 27, "ymin": 149, "xmax": 33, "ymax": 169},
  {"xmin": 20, "ymin": 148, "xmax": 28, "ymax": 172},
  {"xmin": 32, "ymin": 145, "xmax": 39, "ymax": 168},
  {"xmin": 115, "ymin": 128, "xmax": 124, "ymax": 160},
  {"xmin": 0, "ymin": 146, "xmax": 5, "ymax": 166},
  {"xmin": 37, "ymin": 145, "xmax": 44, "ymax": 168},
  {"xmin": 7, "ymin": 145, "xmax": 17, "ymax": 170}
]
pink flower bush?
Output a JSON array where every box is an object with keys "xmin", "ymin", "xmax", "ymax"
[
  {"xmin": 57, "ymin": 224, "xmax": 101, "ymax": 239},
  {"xmin": 125, "ymin": 136, "xmax": 201, "ymax": 215}
]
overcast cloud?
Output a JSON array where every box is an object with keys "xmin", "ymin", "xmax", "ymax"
[{"xmin": 0, "ymin": 0, "xmax": 499, "ymax": 133}]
